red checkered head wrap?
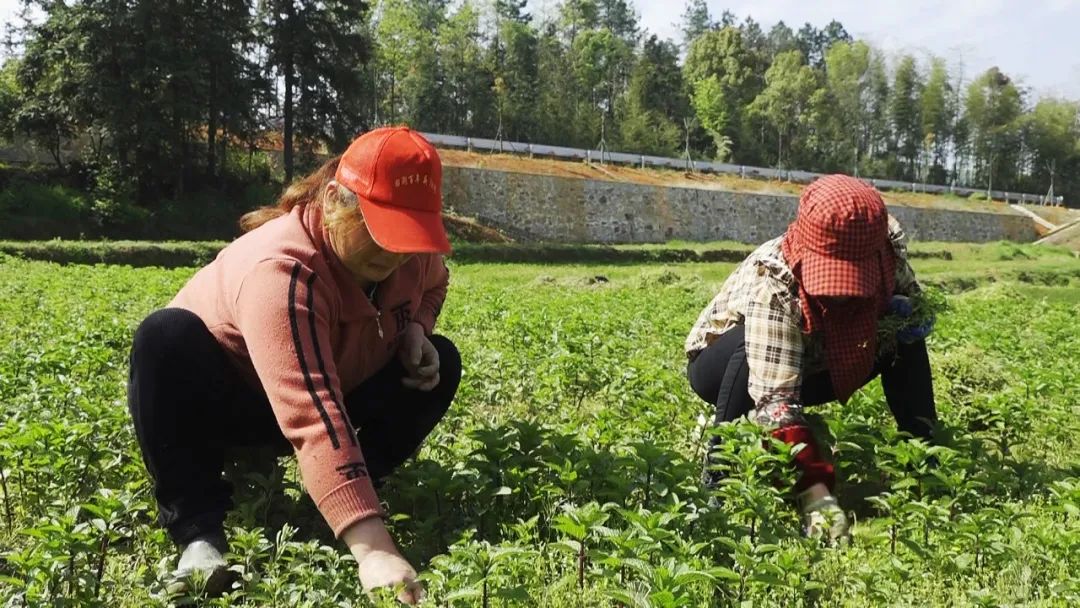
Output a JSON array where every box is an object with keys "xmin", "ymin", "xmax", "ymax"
[{"xmin": 781, "ymin": 175, "xmax": 896, "ymax": 402}]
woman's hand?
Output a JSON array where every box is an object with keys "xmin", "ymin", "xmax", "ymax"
[
  {"xmin": 344, "ymin": 517, "xmax": 424, "ymax": 604},
  {"xmin": 398, "ymin": 322, "xmax": 440, "ymax": 391},
  {"xmin": 889, "ymin": 294, "xmax": 935, "ymax": 344}
]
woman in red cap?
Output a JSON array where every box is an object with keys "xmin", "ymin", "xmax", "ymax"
[
  {"xmin": 127, "ymin": 127, "xmax": 455, "ymax": 602},
  {"xmin": 685, "ymin": 174, "xmax": 936, "ymax": 541}
]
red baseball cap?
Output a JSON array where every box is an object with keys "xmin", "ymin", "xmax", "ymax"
[
  {"xmin": 335, "ymin": 127, "xmax": 451, "ymax": 254},
  {"xmin": 787, "ymin": 175, "xmax": 890, "ymax": 297}
]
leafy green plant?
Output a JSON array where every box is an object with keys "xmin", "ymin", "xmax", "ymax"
[
  {"xmin": 552, "ymin": 502, "xmax": 615, "ymax": 591},
  {"xmin": 428, "ymin": 536, "xmax": 535, "ymax": 607},
  {"xmin": 1, "ymin": 248, "xmax": 1079, "ymax": 607}
]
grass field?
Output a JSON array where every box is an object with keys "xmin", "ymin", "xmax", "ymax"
[{"xmin": 1, "ymin": 243, "xmax": 1079, "ymax": 607}]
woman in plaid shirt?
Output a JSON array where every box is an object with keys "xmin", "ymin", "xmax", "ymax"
[{"xmin": 685, "ymin": 175, "xmax": 936, "ymax": 541}]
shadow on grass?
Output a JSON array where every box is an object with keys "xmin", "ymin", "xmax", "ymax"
[
  {"xmin": 223, "ymin": 420, "xmax": 704, "ymax": 567},
  {"xmin": 828, "ymin": 419, "xmax": 1080, "ymax": 520}
]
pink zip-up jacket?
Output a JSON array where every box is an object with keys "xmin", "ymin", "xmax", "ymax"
[{"xmin": 169, "ymin": 201, "xmax": 449, "ymax": 536}]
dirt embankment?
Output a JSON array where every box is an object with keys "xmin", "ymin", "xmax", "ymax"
[
  {"xmin": 444, "ymin": 213, "xmax": 512, "ymax": 243},
  {"xmin": 1019, "ymin": 205, "xmax": 1080, "ymax": 227},
  {"xmin": 1038, "ymin": 218, "xmax": 1080, "ymax": 252}
]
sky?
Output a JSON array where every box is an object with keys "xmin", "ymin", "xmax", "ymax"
[
  {"xmin": 533, "ymin": 0, "xmax": 1080, "ymax": 100},
  {"xmin": 619, "ymin": 0, "xmax": 1080, "ymax": 100},
  {"xmin": 3, "ymin": 0, "xmax": 1079, "ymax": 100}
]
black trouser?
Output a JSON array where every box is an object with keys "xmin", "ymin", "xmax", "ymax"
[
  {"xmin": 127, "ymin": 308, "xmax": 461, "ymax": 546},
  {"xmin": 688, "ymin": 325, "xmax": 936, "ymax": 441}
]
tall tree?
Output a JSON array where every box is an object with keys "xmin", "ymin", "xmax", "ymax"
[
  {"xmin": 749, "ymin": 50, "xmax": 821, "ymax": 167},
  {"xmin": 684, "ymin": 27, "xmax": 756, "ymax": 157},
  {"xmin": 534, "ymin": 22, "xmax": 581, "ymax": 145},
  {"xmin": 571, "ymin": 27, "xmax": 631, "ymax": 147},
  {"xmin": 558, "ymin": 0, "xmax": 599, "ymax": 44},
  {"xmin": 823, "ymin": 40, "xmax": 871, "ymax": 172},
  {"xmin": 495, "ymin": 0, "xmax": 530, "ymax": 23},
  {"xmin": 890, "ymin": 55, "xmax": 923, "ymax": 180},
  {"xmin": 964, "ymin": 67, "xmax": 1024, "ymax": 191},
  {"xmin": 260, "ymin": 0, "xmax": 370, "ymax": 182},
  {"xmin": 619, "ymin": 35, "xmax": 685, "ymax": 155},
  {"xmin": 489, "ymin": 1, "xmax": 539, "ymax": 141},
  {"xmin": 13, "ymin": 9, "xmax": 79, "ymax": 169},
  {"xmin": 375, "ymin": 0, "xmax": 446, "ymax": 131},
  {"xmin": 950, "ymin": 56, "xmax": 971, "ymax": 184},
  {"xmin": 679, "ymin": 0, "xmax": 711, "ymax": 51},
  {"xmin": 738, "ymin": 16, "xmax": 770, "ymax": 104},
  {"xmin": 684, "ymin": 27, "xmax": 755, "ymax": 96},
  {"xmin": 373, "ymin": 0, "xmax": 413, "ymax": 124},
  {"xmin": 201, "ymin": 0, "xmax": 262, "ymax": 179},
  {"xmin": 796, "ymin": 22, "xmax": 826, "ymax": 67},
  {"xmin": 863, "ymin": 47, "xmax": 892, "ymax": 172},
  {"xmin": 691, "ymin": 75, "xmax": 732, "ymax": 159},
  {"xmin": 596, "ymin": 0, "xmax": 638, "ymax": 43},
  {"xmin": 920, "ymin": 57, "xmax": 954, "ymax": 183},
  {"xmin": 17, "ymin": 0, "xmax": 261, "ymax": 198},
  {"xmin": 0, "ymin": 59, "xmax": 19, "ymax": 142},
  {"xmin": 739, "ymin": 16, "xmax": 767, "ymax": 62},
  {"xmin": 821, "ymin": 20, "xmax": 851, "ymax": 49},
  {"xmin": 438, "ymin": 0, "xmax": 493, "ymax": 135},
  {"xmin": 765, "ymin": 21, "xmax": 797, "ymax": 62},
  {"xmin": 1026, "ymin": 98, "xmax": 1080, "ymax": 200},
  {"xmin": 717, "ymin": 9, "xmax": 737, "ymax": 28}
]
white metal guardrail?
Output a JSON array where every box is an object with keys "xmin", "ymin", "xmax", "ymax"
[{"xmin": 423, "ymin": 132, "xmax": 1063, "ymax": 206}]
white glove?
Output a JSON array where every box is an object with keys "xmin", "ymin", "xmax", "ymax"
[{"xmin": 801, "ymin": 494, "xmax": 850, "ymax": 543}]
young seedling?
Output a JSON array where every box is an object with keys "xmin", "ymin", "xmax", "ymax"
[
  {"xmin": 431, "ymin": 536, "xmax": 535, "ymax": 608},
  {"xmin": 552, "ymin": 502, "xmax": 615, "ymax": 591}
]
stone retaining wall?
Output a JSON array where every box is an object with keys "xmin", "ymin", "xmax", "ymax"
[{"xmin": 442, "ymin": 166, "xmax": 1037, "ymax": 243}]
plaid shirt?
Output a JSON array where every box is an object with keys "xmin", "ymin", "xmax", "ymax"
[{"xmin": 685, "ymin": 216, "xmax": 919, "ymax": 423}]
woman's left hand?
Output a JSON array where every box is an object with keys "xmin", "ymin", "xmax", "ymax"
[{"xmin": 398, "ymin": 322, "xmax": 440, "ymax": 391}]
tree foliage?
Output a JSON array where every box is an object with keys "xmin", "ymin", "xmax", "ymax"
[{"xmin": 2, "ymin": 1, "xmax": 1078, "ymax": 205}]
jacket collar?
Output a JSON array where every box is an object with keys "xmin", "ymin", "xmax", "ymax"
[{"xmin": 753, "ymin": 236, "xmax": 797, "ymax": 286}]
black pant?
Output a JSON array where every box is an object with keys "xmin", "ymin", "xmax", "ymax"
[
  {"xmin": 127, "ymin": 308, "xmax": 461, "ymax": 545},
  {"xmin": 687, "ymin": 325, "xmax": 936, "ymax": 438}
]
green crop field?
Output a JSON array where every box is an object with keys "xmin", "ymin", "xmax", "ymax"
[{"xmin": 1, "ymin": 244, "xmax": 1079, "ymax": 607}]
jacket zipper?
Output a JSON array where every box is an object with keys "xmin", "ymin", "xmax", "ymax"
[{"xmin": 369, "ymin": 282, "xmax": 383, "ymax": 338}]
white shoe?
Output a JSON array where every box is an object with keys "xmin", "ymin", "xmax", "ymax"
[
  {"xmin": 802, "ymin": 495, "xmax": 850, "ymax": 543},
  {"xmin": 168, "ymin": 535, "xmax": 231, "ymax": 596}
]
